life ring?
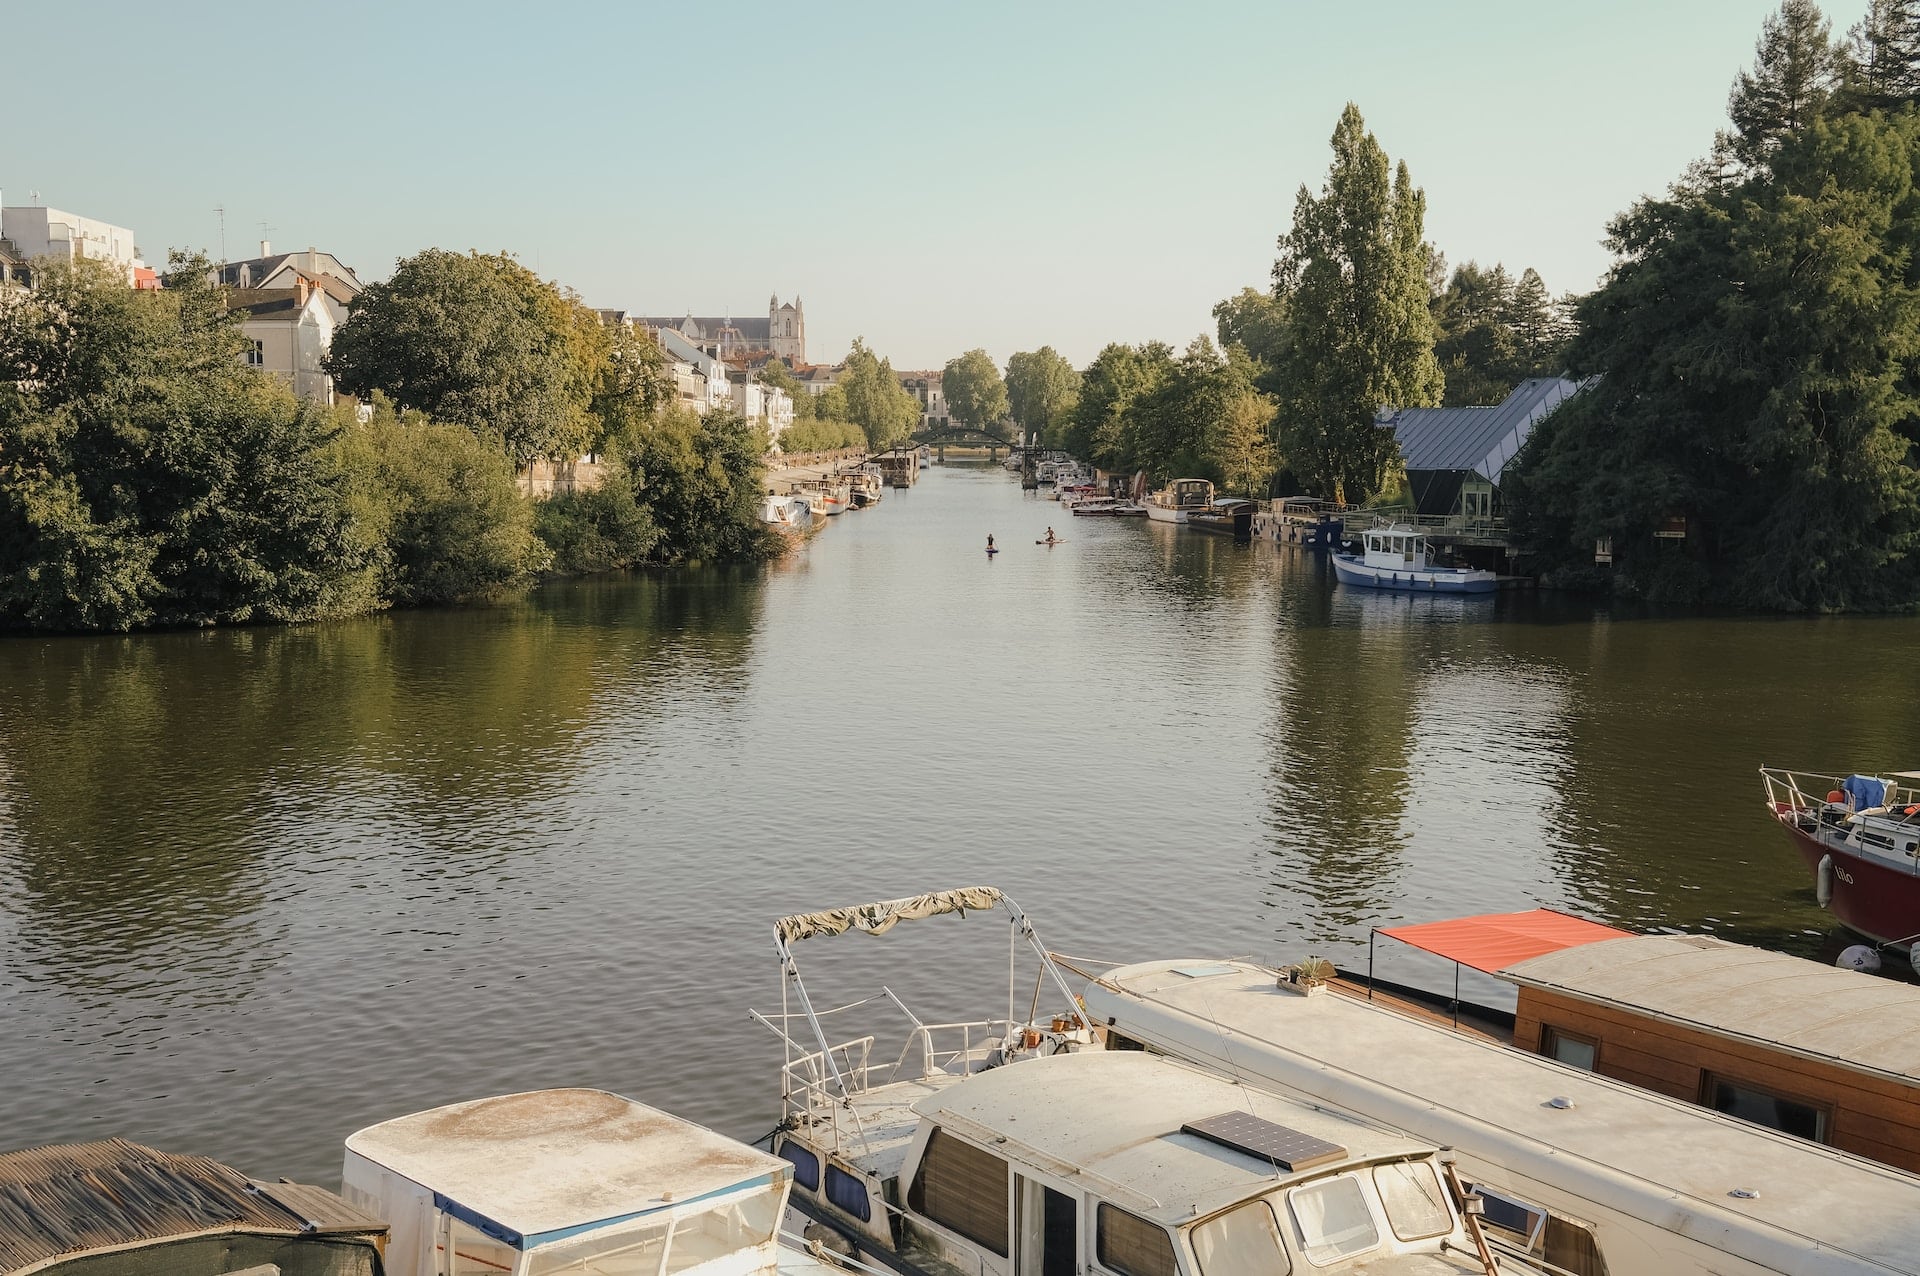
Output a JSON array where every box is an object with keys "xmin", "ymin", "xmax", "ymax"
[{"xmin": 1817, "ymin": 855, "xmax": 1835, "ymax": 909}]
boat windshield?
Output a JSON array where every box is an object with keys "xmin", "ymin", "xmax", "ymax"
[
  {"xmin": 1288, "ymin": 1176, "xmax": 1380, "ymax": 1265},
  {"xmin": 526, "ymin": 1183, "xmax": 782, "ymax": 1276},
  {"xmin": 1190, "ymin": 1199, "xmax": 1291, "ymax": 1276}
]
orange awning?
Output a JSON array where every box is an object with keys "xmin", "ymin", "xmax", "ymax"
[{"xmin": 1376, "ymin": 909, "xmax": 1632, "ymax": 975}]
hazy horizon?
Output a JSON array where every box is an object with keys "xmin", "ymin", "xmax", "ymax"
[{"xmin": 6, "ymin": 0, "xmax": 1792, "ymax": 369}]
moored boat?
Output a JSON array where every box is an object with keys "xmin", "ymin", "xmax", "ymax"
[
  {"xmin": 762, "ymin": 493, "xmax": 816, "ymax": 531},
  {"xmin": 1187, "ymin": 498, "xmax": 1257, "ymax": 537},
  {"xmin": 1145, "ymin": 478, "xmax": 1214, "ymax": 524},
  {"xmin": 1760, "ymin": 767, "xmax": 1920, "ymax": 955},
  {"xmin": 1332, "ymin": 524, "xmax": 1496, "ymax": 593}
]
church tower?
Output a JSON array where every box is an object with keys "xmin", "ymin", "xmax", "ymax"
[{"xmin": 770, "ymin": 293, "xmax": 806, "ymax": 364}]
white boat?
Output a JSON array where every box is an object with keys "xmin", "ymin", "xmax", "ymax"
[
  {"xmin": 1082, "ymin": 958, "xmax": 1920, "ymax": 1276},
  {"xmin": 343, "ymin": 1088, "xmax": 844, "ymax": 1276},
  {"xmin": 1332, "ymin": 525, "xmax": 1497, "ymax": 593},
  {"xmin": 1145, "ymin": 478, "xmax": 1214, "ymax": 524},
  {"xmin": 756, "ymin": 888, "xmax": 1540, "ymax": 1276},
  {"xmin": 762, "ymin": 494, "xmax": 815, "ymax": 530}
]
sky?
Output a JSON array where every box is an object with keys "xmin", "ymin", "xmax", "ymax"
[{"xmin": 5, "ymin": 0, "xmax": 1798, "ymax": 370}]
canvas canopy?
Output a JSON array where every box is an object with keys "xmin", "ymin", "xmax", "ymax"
[
  {"xmin": 1376, "ymin": 908, "xmax": 1631, "ymax": 975},
  {"xmin": 774, "ymin": 886, "xmax": 1004, "ymax": 944}
]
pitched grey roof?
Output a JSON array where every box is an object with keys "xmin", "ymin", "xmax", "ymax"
[
  {"xmin": 656, "ymin": 327, "xmax": 719, "ymax": 375},
  {"xmin": 1385, "ymin": 376, "xmax": 1591, "ymax": 484},
  {"xmin": 638, "ymin": 315, "xmax": 773, "ymax": 342}
]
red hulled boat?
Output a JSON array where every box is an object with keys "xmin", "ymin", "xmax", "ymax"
[{"xmin": 1760, "ymin": 766, "xmax": 1920, "ymax": 953}]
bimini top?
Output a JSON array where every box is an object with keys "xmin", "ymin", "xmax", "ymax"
[
  {"xmin": 0, "ymin": 1138, "xmax": 383, "ymax": 1274},
  {"xmin": 910, "ymin": 1051, "xmax": 1429, "ymax": 1226},
  {"xmin": 1502, "ymin": 933, "xmax": 1920, "ymax": 1088},
  {"xmin": 344, "ymin": 1089, "xmax": 784, "ymax": 1247},
  {"xmin": 1377, "ymin": 908, "xmax": 1631, "ymax": 974}
]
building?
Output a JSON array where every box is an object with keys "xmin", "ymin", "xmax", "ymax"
[
  {"xmin": 658, "ymin": 327, "xmax": 732, "ymax": 414},
  {"xmin": 639, "ymin": 294, "xmax": 805, "ymax": 363},
  {"xmin": 792, "ymin": 363, "xmax": 841, "ymax": 396},
  {"xmin": 0, "ymin": 203, "xmax": 147, "ymax": 285},
  {"xmin": 1381, "ymin": 377, "xmax": 1591, "ymax": 523},
  {"xmin": 727, "ymin": 369, "xmax": 793, "ymax": 442},
  {"xmin": 897, "ymin": 369, "xmax": 950, "ymax": 431},
  {"xmin": 226, "ymin": 275, "xmax": 338, "ymax": 404},
  {"xmin": 212, "ymin": 244, "xmax": 363, "ymax": 324}
]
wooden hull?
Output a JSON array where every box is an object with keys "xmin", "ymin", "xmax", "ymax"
[{"xmin": 1775, "ymin": 808, "xmax": 1920, "ymax": 949}]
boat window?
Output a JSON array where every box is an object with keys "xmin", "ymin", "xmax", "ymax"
[
  {"xmin": 1191, "ymin": 1200, "xmax": 1291, "ymax": 1276},
  {"xmin": 1542, "ymin": 1027, "xmax": 1598, "ymax": 1072},
  {"xmin": 909, "ymin": 1126, "xmax": 1010, "ymax": 1257},
  {"xmin": 1543, "ymin": 1217, "xmax": 1609, "ymax": 1276},
  {"xmin": 1464, "ymin": 1184, "xmax": 1546, "ymax": 1250},
  {"xmin": 448, "ymin": 1216, "xmax": 521, "ymax": 1276},
  {"xmin": 528, "ymin": 1217, "xmax": 670, "ymax": 1276},
  {"xmin": 827, "ymin": 1164, "xmax": 872, "ymax": 1222},
  {"xmin": 1402, "ymin": 538, "xmax": 1415, "ymax": 565},
  {"xmin": 664, "ymin": 1185, "xmax": 783, "ymax": 1276},
  {"xmin": 1097, "ymin": 1203, "xmax": 1177, "ymax": 1276},
  {"xmin": 1702, "ymin": 1073, "xmax": 1830, "ymax": 1142},
  {"xmin": 1287, "ymin": 1176, "xmax": 1379, "ymax": 1265},
  {"xmin": 1371, "ymin": 1161, "xmax": 1451, "ymax": 1242},
  {"xmin": 778, "ymin": 1140, "xmax": 820, "ymax": 1191}
]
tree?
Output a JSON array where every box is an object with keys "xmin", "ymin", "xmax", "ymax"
[
  {"xmin": 1004, "ymin": 347, "xmax": 1081, "ymax": 446},
  {"xmin": 627, "ymin": 407, "xmax": 780, "ymax": 564},
  {"xmin": 0, "ymin": 254, "xmax": 374, "ymax": 631},
  {"xmin": 1211, "ymin": 287, "xmax": 1289, "ymax": 394},
  {"xmin": 1273, "ymin": 104, "xmax": 1443, "ymax": 502},
  {"xmin": 1728, "ymin": 0, "xmax": 1837, "ymax": 168},
  {"xmin": 1839, "ymin": 0, "xmax": 1920, "ymax": 112},
  {"xmin": 1213, "ymin": 351, "xmax": 1279, "ymax": 498},
  {"xmin": 1064, "ymin": 342, "xmax": 1170, "ymax": 471},
  {"xmin": 941, "ymin": 349, "xmax": 1009, "ymax": 436},
  {"xmin": 838, "ymin": 338, "xmax": 923, "ymax": 450},
  {"xmin": 1508, "ymin": 111, "xmax": 1920, "ymax": 611},
  {"xmin": 326, "ymin": 249, "xmax": 595, "ymax": 463}
]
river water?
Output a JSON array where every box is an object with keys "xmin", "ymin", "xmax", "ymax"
[{"xmin": 2, "ymin": 461, "xmax": 1917, "ymax": 1184}]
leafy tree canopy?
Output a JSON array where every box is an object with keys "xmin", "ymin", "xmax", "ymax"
[
  {"xmin": 941, "ymin": 348, "xmax": 1009, "ymax": 435},
  {"xmin": 1004, "ymin": 347, "xmax": 1082, "ymax": 447},
  {"xmin": 837, "ymin": 338, "xmax": 923, "ymax": 450}
]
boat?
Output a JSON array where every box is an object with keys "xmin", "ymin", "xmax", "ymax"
[
  {"xmin": 1082, "ymin": 956, "xmax": 1920, "ymax": 1276},
  {"xmin": 1331, "ymin": 524, "xmax": 1497, "ymax": 593},
  {"xmin": 0, "ymin": 1138, "xmax": 386, "ymax": 1276},
  {"xmin": 1186, "ymin": 498, "xmax": 1257, "ymax": 538},
  {"xmin": 1760, "ymin": 768, "xmax": 1920, "ymax": 955},
  {"xmin": 343, "ymin": 1088, "xmax": 843, "ymax": 1276},
  {"xmin": 755, "ymin": 888, "xmax": 1540, "ymax": 1276},
  {"xmin": 762, "ymin": 493, "xmax": 816, "ymax": 531},
  {"xmin": 1070, "ymin": 497, "xmax": 1123, "ymax": 516},
  {"xmin": 844, "ymin": 466, "xmax": 885, "ymax": 509},
  {"xmin": 1035, "ymin": 461, "xmax": 1059, "ymax": 485},
  {"xmin": 1145, "ymin": 479, "xmax": 1214, "ymax": 524}
]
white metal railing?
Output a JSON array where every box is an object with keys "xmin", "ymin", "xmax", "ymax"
[{"xmin": 1760, "ymin": 766, "xmax": 1920, "ymax": 816}]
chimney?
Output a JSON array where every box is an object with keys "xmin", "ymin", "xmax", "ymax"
[
  {"xmin": 306, "ymin": 246, "xmax": 319, "ymax": 272},
  {"xmin": 295, "ymin": 274, "xmax": 309, "ymax": 305},
  {"xmin": 259, "ymin": 239, "xmax": 271, "ymax": 257}
]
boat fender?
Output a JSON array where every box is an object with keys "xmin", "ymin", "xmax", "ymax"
[
  {"xmin": 1837, "ymin": 944, "xmax": 1881, "ymax": 972},
  {"xmin": 803, "ymin": 1221, "xmax": 858, "ymax": 1260},
  {"xmin": 1817, "ymin": 854, "xmax": 1835, "ymax": 909},
  {"xmin": 1911, "ymin": 947, "xmax": 1920, "ymax": 979}
]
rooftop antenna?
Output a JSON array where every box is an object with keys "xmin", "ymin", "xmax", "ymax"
[
  {"xmin": 214, "ymin": 206, "xmax": 226, "ymax": 263},
  {"xmin": 28, "ymin": 190, "xmax": 40, "ymax": 206}
]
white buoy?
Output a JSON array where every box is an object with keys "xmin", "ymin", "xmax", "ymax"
[{"xmin": 1837, "ymin": 944, "xmax": 1882, "ymax": 972}]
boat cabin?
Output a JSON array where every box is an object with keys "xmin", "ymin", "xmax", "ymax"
[
  {"xmin": 1360, "ymin": 526, "xmax": 1433, "ymax": 570},
  {"xmin": 0, "ymin": 1137, "xmax": 386, "ymax": 1276},
  {"xmin": 780, "ymin": 1051, "xmax": 1510, "ymax": 1276},
  {"xmin": 343, "ymin": 1089, "xmax": 796, "ymax": 1276},
  {"xmin": 1153, "ymin": 479, "xmax": 1214, "ymax": 510}
]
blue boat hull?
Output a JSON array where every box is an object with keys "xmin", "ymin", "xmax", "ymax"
[{"xmin": 1331, "ymin": 554, "xmax": 1498, "ymax": 594}]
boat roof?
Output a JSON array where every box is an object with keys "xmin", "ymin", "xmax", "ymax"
[
  {"xmin": 344, "ymin": 1089, "xmax": 784, "ymax": 1246},
  {"xmin": 1501, "ymin": 933, "xmax": 1920, "ymax": 1087},
  {"xmin": 1087, "ymin": 961, "xmax": 1920, "ymax": 1272},
  {"xmin": 910, "ymin": 1051, "xmax": 1431, "ymax": 1226},
  {"xmin": 0, "ymin": 1139, "xmax": 383, "ymax": 1274},
  {"xmin": 1379, "ymin": 908, "xmax": 1633, "ymax": 975}
]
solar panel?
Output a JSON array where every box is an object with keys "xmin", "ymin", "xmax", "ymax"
[{"xmin": 1182, "ymin": 1111, "xmax": 1349, "ymax": 1173}]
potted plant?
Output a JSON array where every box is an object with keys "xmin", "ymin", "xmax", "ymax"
[{"xmin": 1278, "ymin": 956, "xmax": 1336, "ymax": 996}]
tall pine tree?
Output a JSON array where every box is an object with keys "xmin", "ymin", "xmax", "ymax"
[
  {"xmin": 1273, "ymin": 104, "xmax": 1442, "ymax": 502},
  {"xmin": 1728, "ymin": 0, "xmax": 1837, "ymax": 168},
  {"xmin": 1840, "ymin": 0, "xmax": 1920, "ymax": 111}
]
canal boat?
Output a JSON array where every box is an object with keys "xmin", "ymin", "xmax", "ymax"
[
  {"xmin": 1186, "ymin": 498, "xmax": 1257, "ymax": 538},
  {"xmin": 343, "ymin": 1088, "xmax": 842, "ymax": 1276},
  {"xmin": 1332, "ymin": 525, "xmax": 1497, "ymax": 593},
  {"xmin": 1082, "ymin": 956, "xmax": 1920, "ymax": 1276},
  {"xmin": 763, "ymin": 493, "xmax": 816, "ymax": 531},
  {"xmin": 1145, "ymin": 479, "xmax": 1214, "ymax": 524},
  {"xmin": 1759, "ymin": 767, "xmax": 1920, "ymax": 956}
]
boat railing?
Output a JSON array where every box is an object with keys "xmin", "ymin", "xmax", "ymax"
[{"xmin": 1761, "ymin": 765, "xmax": 1920, "ymax": 819}]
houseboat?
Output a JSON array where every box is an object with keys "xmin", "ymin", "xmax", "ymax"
[
  {"xmin": 1145, "ymin": 479, "xmax": 1214, "ymax": 524},
  {"xmin": 1760, "ymin": 767, "xmax": 1920, "ymax": 954},
  {"xmin": 343, "ymin": 1088, "xmax": 840, "ymax": 1276},
  {"xmin": 1082, "ymin": 956, "xmax": 1920, "ymax": 1276},
  {"xmin": 1332, "ymin": 525, "xmax": 1497, "ymax": 592},
  {"xmin": 0, "ymin": 1137, "xmax": 386, "ymax": 1276},
  {"xmin": 762, "ymin": 493, "xmax": 816, "ymax": 532},
  {"xmin": 1186, "ymin": 498, "xmax": 1257, "ymax": 538}
]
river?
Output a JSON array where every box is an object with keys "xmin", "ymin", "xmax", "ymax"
[{"xmin": 1, "ymin": 460, "xmax": 1916, "ymax": 1184}]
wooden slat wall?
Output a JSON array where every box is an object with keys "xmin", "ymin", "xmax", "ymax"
[{"xmin": 1513, "ymin": 987, "xmax": 1920, "ymax": 1174}]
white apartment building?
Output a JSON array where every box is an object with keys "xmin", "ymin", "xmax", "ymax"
[
  {"xmin": 0, "ymin": 204, "xmax": 146, "ymax": 284},
  {"xmin": 229, "ymin": 276, "xmax": 336, "ymax": 404}
]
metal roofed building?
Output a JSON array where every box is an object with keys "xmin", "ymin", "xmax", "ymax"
[
  {"xmin": 1381, "ymin": 377, "xmax": 1592, "ymax": 522},
  {"xmin": 0, "ymin": 1137, "xmax": 386, "ymax": 1276},
  {"xmin": 911, "ymin": 1051, "xmax": 1433, "ymax": 1227}
]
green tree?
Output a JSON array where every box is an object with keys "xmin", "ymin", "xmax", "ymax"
[
  {"xmin": 941, "ymin": 348, "xmax": 1009, "ymax": 437},
  {"xmin": 1004, "ymin": 347, "xmax": 1081, "ymax": 446},
  {"xmin": 0, "ymin": 254, "xmax": 374, "ymax": 631},
  {"xmin": 1432, "ymin": 262, "xmax": 1521, "ymax": 406},
  {"xmin": 1064, "ymin": 342, "xmax": 1170, "ymax": 471},
  {"xmin": 1728, "ymin": 0, "xmax": 1837, "ymax": 168},
  {"xmin": 326, "ymin": 249, "xmax": 595, "ymax": 463},
  {"xmin": 627, "ymin": 407, "xmax": 780, "ymax": 565},
  {"xmin": 1508, "ymin": 111, "xmax": 1920, "ymax": 611},
  {"xmin": 837, "ymin": 338, "xmax": 923, "ymax": 450},
  {"xmin": 1128, "ymin": 337, "xmax": 1237, "ymax": 485},
  {"xmin": 1213, "ymin": 350, "xmax": 1279, "ymax": 498},
  {"xmin": 1211, "ymin": 287, "xmax": 1289, "ymax": 395},
  {"xmin": 1273, "ymin": 103, "xmax": 1443, "ymax": 501},
  {"xmin": 1841, "ymin": 0, "xmax": 1920, "ymax": 111}
]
